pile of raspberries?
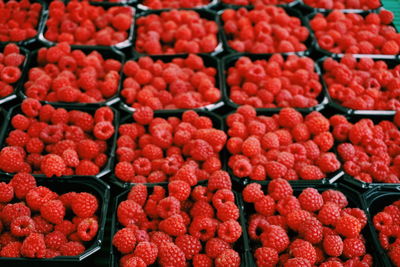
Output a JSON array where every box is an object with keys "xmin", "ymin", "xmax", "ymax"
[
  {"xmin": 44, "ymin": 0, "xmax": 132, "ymax": 46},
  {"xmin": 24, "ymin": 42, "xmax": 121, "ymax": 104},
  {"xmin": 121, "ymin": 54, "xmax": 221, "ymax": 110},
  {"xmin": 140, "ymin": 0, "xmax": 211, "ymax": 9},
  {"xmin": 0, "ymin": 0, "xmax": 42, "ymax": 42},
  {"xmin": 310, "ymin": 10, "xmax": 399, "ymax": 55},
  {"xmin": 0, "ymin": 173, "xmax": 99, "ymax": 258},
  {"xmin": 226, "ymin": 106, "xmax": 341, "ymax": 181},
  {"xmin": 334, "ymin": 112, "xmax": 400, "ymax": 184},
  {"xmin": 113, "ymin": 171, "xmax": 242, "ymax": 267},
  {"xmin": 303, "ymin": 0, "xmax": 381, "ymax": 10},
  {"xmin": 114, "ymin": 108, "xmax": 226, "ymax": 183},
  {"xmin": 0, "ymin": 98, "xmax": 115, "ymax": 177},
  {"xmin": 135, "ymin": 10, "xmax": 219, "ymax": 55},
  {"xmin": 323, "ymin": 55, "xmax": 400, "ymax": 111},
  {"xmin": 226, "ymin": 55, "xmax": 322, "ymax": 108},
  {"xmin": 0, "ymin": 44, "xmax": 25, "ymax": 99},
  {"xmin": 221, "ymin": 6, "xmax": 310, "ymax": 53},
  {"xmin": 373, "ymin": 199, "xmax": 400, "ymax": 266},
  {"xmin": 221, "ymin": 0, "xmax": 295, "ymax": 5},
  {"xmin": 243, "ymin": 180, "xmax": 372, "ymax": 266}
]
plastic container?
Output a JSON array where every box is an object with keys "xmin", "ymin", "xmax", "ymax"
[
  {"xmin": 0, "ymin": 45, "xmax": 30, "ymax": 106},
  {"xmin": 109, "ymin": 109, "xmax": 224, "ymax": 188},
  {"xmin": 0, "ymin": 0, "xmax": 47, "ymax": 47},
  {"xmin": 133, "ymin": 8, "xmax": 224, "ymax": 57},
  {"xmin": 221, "ymin": 52, "xmax": 329, "ymax": 113},
  {"xmin": 308, "ymin": 10, "xmax": 399, "ymax": 59},
  {"xmin": 136, "ymin": 0, "xmax": 219, "ymax": 11},
  {"xmin": 242, "ymin": 182, "xmax": 384, "ymax": 266},
  {"xmin": 0, "ymin": 104, "xmax": 120, "ymax": 179},
  {"xmin": 222, "ymin": 109, "xmax": 345, "ymax": 186},
  {"xmin": 364, "ymin": 185, "xmax": 400, "ymax": 267},
  {"xmin": 0, "ymin": 175, "xmax": 110, "ymax": 267},
  {"xmin": 17, "ymin": 45, "xmax": 125, "ymax": 108},
  {"xmin": 38, "ymin": 4, "xmax": 135, "ymax": 50},
  {"xmin": 110, "ymin": 184, "xmax": 249, "ymax": 267},
  {"xmin": 318, "ymin": 55, "xmax": 400, "ymax": 116},
  {"xmin": 119, "ymin": 53, "xmax": 224, "ymax": 113},
  {"xmin": 218, "ymin": 5, "xmax": 316, "ymax": 56}
]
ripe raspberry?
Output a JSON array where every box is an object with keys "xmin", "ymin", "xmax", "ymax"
[
  {"xmin": 133, "ymin": 106, "xmax": 154, "ymax": 125},
  {"xmin": 242, "ymin": 136, "xmax": 261, "ymax": 157},
  {"xmin": 168, "ymin": 180, "xmax": 191, "ymax": 201},
  {"xmin": 59, "ymin": 241, "xmax": 85, "ymax": 256},
  {"xmin": 276, "ymin": 196, "xmax": 301, "ymax": 216},
  {"xmin": 265, "ymin": 161, "xmax": 288, "ymax": 179},
  {"xmin": 77, "ymin": 218, "xmax": 98, "ymax": 241},
  {"xmin": 299, "ymin": 165, "xmax": 325, "ymax": 180},
  {"xmin": 298, "ymin": 216, "xmax": 323, "ymax": 244},
  {"xmin": 284, "ymin": 257, "xmax": 311, "ymax": 267},
  {"xmin": 71, "ymin": 192, "xmax": 98, "ymax": 219},
  {"xmin": 218, "ymin": 219, "xmax": 242, "ymax": 243},
  {"xmin": 190, "ymin": 200, "xmax": 214, "ymax": 218},
  {"xmin": 0, "ymin": 241, "xmax": 22, "ymax": 258},
  {"xmin": 389, "ymin": 245, "xmax": 400, "ymax": 266},
  {"xmin": 21, "ymin": 233, "xmax": 46, "ymax": 258},
  {"xmin": 255, "ymin": 247, "xmax": 279, "ymax": 266},
  {"xmin": 0, "ymin": 182, "xmax": 14, "ymax": 203},
  {"xmin": 34, "ymin": 216, "xmax": 54, "ymax": 234},
  {"xmin": 217, "ymin": 201, "xmax": 239, "ymax": 221},
  {"xmin": 279, "ymin": 108, "xmax": 303, "ymax": 129},
  {"xmin": 286, "ymin": 209, "xmax": 312, "ymax": 231},
  {"xmin": 318, "ymin": 202, "xmax": 341, "ymax": 226},
  {"xmin": 75, "ymin": 160, "xmax": 100, "ymax": 176},
  {"xmin": 0, "ymin": 147, "xmax": 25, "ymax": 173},
  {"xmin": 21, "ymin": 98, "xmax": 41, "ymax": 117},
  {"xmin": 45, "ymin": 231, "xmax": 67, "ymax": 250},
  {"xmin": 157, "ymin": 196, "xmax": 180, "ymax": 219},
  {"xmin": 208, "ymin": 170, "xmax": 232, "ymax": 191},
  {"xmin": 1, "ymin": 202, "xmax": 31, "ymax": 226},
  {"xmin": 242, "ymin": 183, "xmax": 264, "ymax": 203},
  {"xmin": 212, "ymin": 189, "xmax": 235, "ymax": 210},
  {"xmin": 298, "ymin": 188, "xmax": 323, "ymax": 212},
  {"xmin": 342, "ymin": 238, "xmax": 366, "ymax": 258},
  {"xmin": 260, "ymin": 225, "xmax": 289, "ymax": 253},
  {"xmin": 189, "ymin": 217, "xmax": 218, "ymax": 242},
  {"xmin": 268, "ymin": 178, "xmax": 293, "ymax": 201},
  {"xmin": 113, "ymin": 227, "xmax": 137, "ymax": 254},
  {"xmin": 335, "ymin": 214, "xmax": 362, "ymax": 238},
  {"xmin": 323, "ymin": 235, "xmax": 343, "ymax": 257},
  {"xmin": 193, "ymin": 254, "xmax": 213, "ymax": 267},
  {"xmin": 94, "ymin": 121, "xmax": 115, "ymax": 140},
  {"xmin": 373, "ymin": 212, "xmax": 393, "ymax": 231},
  {"xmin": 322, "ymin": 190, "xmax": 348, "ymax": 209},
  {"xmin": 133, "ymin": 241, "xmax": 158, "ymax": 265},
  {"xmin": 77, "ymin": 139, "xmax": 99, "ymax": 160},
  {"xmin": 40, "ymin": 200, "xmax": 65, "ymax": 224},
  {"xmin": 190, "ymin": 139, "xmax": 214, "ymax": 161},
  {"xmin": 290, "ymin": 239, "xmax": 316, "ymax": 265},
  {"xmin": 215, "ymin": 249, "xmax": 240, "ymax": 267},
  {"xmin": 254, "ymin": 195, "xmax": 275, "ymax": 217},
  {"xmin": 205, "ymin": 238, "xmax": 231, "ymax": 259},
  {"xmin": 159, "ymin": 214, "xmax": 187, "ymax": 236},
  {"xmin": 159, "ymin": 242, "xmax": 186, "ymax": 267},
  {"xmin": 128, "ymin": 184, "xmax": 148, "ymax": 206},
  {"xmin": 305, "ymin": 114, "xmax": 330, "ymax": 135},
  {"xmin": 40, "ymin": 154, "xmax": 66, "ymax": 177},
  {"xmin": 175, "ymin": 234, "xmax": 202, "ymax": 260},
  {"xmin": 10, "ymin": 216, "xmax": 35, "ymax": 237}
]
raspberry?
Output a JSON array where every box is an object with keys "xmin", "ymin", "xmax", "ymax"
[
  {"xmin": 75, "ymin": 160, "xmax": 100, "ymax": 176},
  {"xmin": 342, "ymin": 238, "xmax": 366, "ymax": 258},
  {"xmin": 305, "ymin": 114, "xmax": 330, "ymax": 136},
  {"xmin": 133, "ymin": 242, "xmax": 158, "ymax": 265},
  {"xmin": 77, "ymin": 218, "xmax": 98, "ymax": 241},
  {"xmin": 77, "ymin": 139, "xmax": 99, "ymax": 160},
  {"xmin": 0, "ymin": 242, "xmax": 22, "ymax": 258},
  {"xmin": 265, "ymin": 161, "xmax": 287, "ymax": 179},
  {"xmin": 157, "ymin": 196, "xmax": 181, "ymax": 219},
  {"xmin": 298, "ymin": 216, "xmax": 323, "ymax": 244},
  {"xmin": 389, "ymin": 245, "xmax": 400, "ymax": 266},
  {"xmin": 335, "ymin": 214, "xmax": 362, "ymax": 238},
  {"xmin": 215, "ymin": 249, "xmax": 240, "ymax": 267},
  {"xmin": 323, "ymin": 235, "xmax": 343, "ymax": 257},
  {"xmin": 254, "ymin": 195, "xmax": 275, "ymax": 217},
  {"xmin": 175, "ymin": 234, "xmax": 202, "ymax": 260},
  {"xmin": 45, "ymin": 231, "xmax": 67, "ymax": 250},
  {"xmin": 242, "ymin": 183, "xmax": 264, "ymax": 203},
  {"xmin": 34, "ymin": 216, "xmax": 55, "ymax": 234},
  {"xmin": 193, "ymin": 254, "xmax": 213, "ymax": 267},
  {"xmin": 190, "ymin": 139, "xmax": 214, "ymax": 161},
  {"xmin": 115, "ymin": 162, "xmax": 135, "ymax": 182},
  {"xmin": 290, "ymin": 239, "xmax": 316, "ymax": 265},
  {"xmin": 260, "ymin": 225, "xmax": 289, "ymax": 253},
  {"xmin": 242, "ymin": 136, "xmax": 261, "ymax": 157},
  {"xmin": 71, "ymin": 192, "xmax": 98, "ymax": 219},
  {"xmin": 298, "ymin": 188, "xmax": 323, "ymax": 212},
  {"xmin": 279, "ymin": 108, "xmax": 303, "ymax": 129},
  {"xmin": 190, "ymin": 201, "xmax": 214, "ymax": 218},
  {"xmin": 322, "ymin": 190, "xmax": 348, "ymax": 209},
  {"xmin": 284, "ymin": 257, "xmax": 311, "ymax": 267},
  {"xmin": 318, "ymin": 202, "xmax": 341, "ymax": 226},
  {"xmin": 217, "ymin": 219, "xmax": 242, "ymax": 243},
  {"xmin": 93, "ymin": 121, "xmax": 115, "ymax": 140},
  {"xmin": 113, "ymin": 227, "xmax": 137, "ymax": 254},
  {"xmin": 286, "ymin": 209, "xmax": 312, "ymax": 231},
  {"xmin": 0, "ymin": 182, "xmax": 14, "ymax": 203},
  {"xmin": 255, "ymin": 247, "xmax": 279, "ymax": 266},
  {"xmin": 158, "ymin": 242, "xmax": 186, "ymax": 267},
  {"xmin": 159, "ymin": 214, "xmax": 187, "ymax": 236},
  {"xmin": 276, "ymin": 196, "xmax": 301, "ymax": 216},
  {"xmin": 21, "ymin": 233, "xmax": 46, "ymax": 258},
  {"xmin": 299, "ymin": 165, "xmax": 325, "ymax": 180},
  {"xmin": 10, "ymin": 216, "xmax": 36, "ymax": 237},
  {"xmin": 128, "ymin": 184, "xmax": 148, "ymax": 206},
  {"xmin": 21, "ymin": 98, "xmax": 42, "ymax": 117},
  {"xmin": 189, "ymin": 217, "xmax": 217, "ymax": 242},
  {"xmin": 0, "ymin": 147, "xmax": 25, "ymax": 173},
  {"xmin": 168, "ymin": 180, "xmax": 191, "ymax": 201},
  {"xmin": 59, "ymin": 241, "xmax": 85, "ymax": 256},
  {"xmin": 40, "ymin": 154, "xmax": 66, "ymax": 177},
  {"xmin": 208, "ymin": 170, "xmax": 232, "ymax": 191},
  {"xmin": 1, "ymin": 203, "xmax": 31, "ymax": 226},
  {"xmin": 124, "ymin": 256, "xmax": 146, "ymax": 267},
  {"xmin": 212, "ymin": 189, "xmax": 235, "ymax": 210},
  {"xmin": 373, "ymin": 212, "xmax": 393, "ymax": 231},
  {"xmin": 217, "ymin": 201, "xmax": 239, "ymax": 221},
  {"xmin": 40, "ymin": 199, "xmax": 65, "ymax": 224},
  {"xmin": 133, "ymin": 106, "xmax": 154, "ymax": 125},
  {"xmin": 205, "ymin": 238, "xmax": 231, "ymax": 259},
  {"xmin": 268, "ymin": 178, "xmax": 293, "ymax": 201}
]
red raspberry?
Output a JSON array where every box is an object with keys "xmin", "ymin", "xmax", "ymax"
[
  {"xmin": 190, "ymin": 200, "xmax": 214, "ymax": 218},
  {"xmin": 189, "ymin": 217, "xmax": 218, "ymax": 242},
  {"xmin": 255, "ymin": 247, "xmax": 278, "ymax": 266},
  {"xmin": 190, "ymin": 139, "xmax": 214, "ymax": 161},
  {"xmin": 45, "ymin": 231, "xmax": 67, "ymax": 250},
  {"xmin": 133, "ymin": 241, "xmax": 158, "ymax": 265},
  {"xmin": 21, "ymin": 98, "xmax": 41, "ymax": 117},
  {"xmin": 322, "ymin": 190, "xmax": 348, "ymax": 209},
  {"xmin": 158, "ymin": 242, "xmax": 186, "ymax": 267},
  {"xmin": 115, "ymin": 162, "xmax": 135, "ymax": 182},
  {"xmin": 268, "ymin": 178, "xmax": 293, "ymax": 201},
  {"xmin": 323, "ymin": 235, "xmax": 343, "ymax": 257},
  {"xmin": 34, "ymin": 216, "xmax": 55, "ymax": 234},
  {"xmin": 128, "ymin": 184, "xmax": 148, "ymax": 206},
  {"xmin": 75, "ymin": 160, "xmax": 100, "ymax": 176},
  {"xmin": 0, "ymin": 241, "xmax": 22, "ymax": 258},
  {"xmin": 77, "ymin": 218, "xmax": 98, "ymax": 241},
  {"xmin": 373, "ymin": 212, "xmax": 393, "ymax": 231},
  {"xmin": 335, "ymin": 214, "xmax": 362, "ymax": 238},
  {"xmin": 113, "ymin": 227, "xmax": 137, "ymax": 254},
  {"xmin": 212, "ymin": 189, "xmax": 234, "ymax": 210},
  {"xmin": 157, "ymin": 196, "xmax": 180, "ymax": 219},
  {"xmin": 298, "ymin": 188, "xmax": 323, "ymax": 212},
  {"xmin": 254, "ymin": 195, "xmax": 275, "ymax": 217},
  {"xmin": 305, "ymin": 114, "xmax": 330, "ymax": 135},
  {"xmin": 1, "ymin": 203, "xmax": 31, "ymax": 226},
  {"xmin": 205, "ymin": 238, "xmax": 231, "ymax": 259},
  {"xmin": 159, "ymin": 214, "xmax": 187, "ymax": 236},
  {"xmin": 242, "ymin": 136, "xmax": 261, "ymax": 157},
  {"xmin": 242, "ymin": 183, "xmax": 264, "ymax": 203},
  {"xmin": 217, "ymin": 201, "xmax": 239, "ymax": 221},
  {"xmin": 21, "ymin": 233, "xmax": 46, "ymax": 258},
  {"xmin": 290, "ymin": 239, "xmax": 316, "ymax": 265},
  {"xmin": 40, "ymin": 199, "xmax": 65, "ymax": 224},
  {"xmin": 286, "ymin": 209, "xmax": 312, "ymax": 231},
  {"xmin": 168, "ymin": 180, "xmax": 191, "ymax": 201},
  {"xmin": 208, "ymin": 170, "xmax": 232, "ymax": 191},
  {"xmin": 389, "ymin": 245, "xmax": 400, "ymax": 266},
  {"xmin": 71, "ymin": 192, "xmax": 98, "ymax": 219},
  {"xmin": 193, "ymin": 254, "xmax": 213, "ymax": 267},
  {"xmin": 314, "ymin": 132, "xmax": 334, "ymax": 152},
  {"xmin": 279, "ymin": 108, "xmax": 303, "ymax": 129},
  {"xmin": 175, "ymin": 234, "xmax": 202, "ymax": 260},
  {"xmin": 299, "ymin": 165, "xmax": 325, "ymax": 180},
  {"xmin": 93, "ymin": 121, "xmax": 115, "ymax": 140},
  {"xmin": 10, "ymin": 216, "xmax": 36, "ymax": 237},
  {"xmin": 77, "ymin": 139, "xmax": 99, "ymax": 160},
  {"xmin": 276, "ymin": 196, "xmax": 301, "ymax": 216},
  {"xmin": 265, "ymin": 161, "xmax": 287, "ymax": 179},
  {"xmin": 40, "ymin": 154, "xmax": 66, "ymax": 177},
  {"xmin": 284, "ymin": 257, "xmax": 311, "ymax": 267},
  {"xmin": 260, "ymin": 225, "xmax": 289, "ymax": 253},
  {"xmin": 0, "ymin": 182, "xmax": 14, "ymax": 203},
  {"xmin": 59, "ymin": 241, "xmax": 85, "ymax": 256},
  {"xmin": 215, "ymin": 249, "xmax": 240, "ymax": 267},
  {"xmin": 342, "ymin": 238, "xmax": 366, "ymax": 258},
  {"xmin": 0, "ymin": 147, "xmax": 25, "ymax": 173},
  {"xmin": 298, "ymin": 217, "xmax": 323, "ymax": 244},
  {"xmin": 318, "ymin": 202, "xmax": 341, "ymax": 226},
  {"xmin": 218, "ymin": 219, "xmax": 242, "ymax": 243},
  {"xmin": 133, "ymin": 106, "xmax": 154, "ymax": 125}
]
